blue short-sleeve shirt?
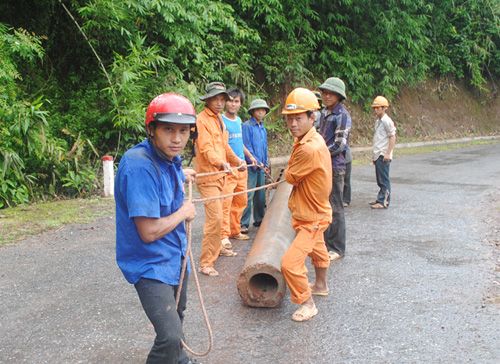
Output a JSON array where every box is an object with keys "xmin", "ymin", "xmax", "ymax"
[
  {"xmin": 222, "ymin": 114, "xmax": 245, "ymax": 160},
  {"xmin": 242, "ymin": 117, "xmax": 269, "ymax": 170},
  {"xmin": 115, "ymin": 139, "xmax": 188, "ymax": 285}
]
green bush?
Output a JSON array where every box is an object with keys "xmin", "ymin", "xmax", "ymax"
[{"xmin": 0, "ymin": 0, "xmax": 498, "ymax": 207}]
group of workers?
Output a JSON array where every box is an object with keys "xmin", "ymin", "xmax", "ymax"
[
  {"xmin": 114, "ymin": 78, "xmax": 396, "ymax": 363},
  {"xmin": 195, "ymin": 82, "xmax": 270, "ymax": 276}
]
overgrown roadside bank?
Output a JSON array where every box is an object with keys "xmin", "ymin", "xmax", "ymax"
[{"xmin": 1, "ymin": 137, "xmax": 498, "ymax": 246}]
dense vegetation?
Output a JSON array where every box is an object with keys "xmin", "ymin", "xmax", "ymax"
[{"xmin": 0, "ymin": 0, "xmax": 498, "ymax": 207}]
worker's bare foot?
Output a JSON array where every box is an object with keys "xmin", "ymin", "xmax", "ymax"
[{"xmin": 309, "ymin": 281, "xmax": 329, "ymax": 296}]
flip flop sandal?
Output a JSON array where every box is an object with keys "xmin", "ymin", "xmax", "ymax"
[
  {"xmin": 198, "ymin": 266, "xmax": 219, "ymax": 277},
  {"xmin": 219, "ymin": 247, "xmax": 238, "ymax": 257},
  {"xmin": 292, "ymin": 304, "xmax": 318, "ymax": 322},
  {"xmin": 221, "ymin": 238, "xmax": 233, "ymax": 249},
  {"xmin": 230, "ymin": 233, "xmax": 250, "ymax": 241},
  {"xmin": 370, "ymin": 203, "xmax": 387, "ymax": 209},
  {"xmin": 308, "ymin": 282, "xmax": 329, "ymax": 296},
  {"xmin": 328, "ymin": 251, "xmax": 342, "ymax": 261}
]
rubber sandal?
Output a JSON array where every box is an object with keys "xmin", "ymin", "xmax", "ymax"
[
  {"xmin": 240, "ymin": 227, "xmax": 249, "ymax": 234},
  {"xmin": 308, "ymin": 282, "xmax": 329, "ymax": 296},
  {"xmin": 292, "ymin": 304, "xmax": 318, "ymax": 322},
  {"xmin": 198, "ymin": 266, "xmax": 219, "ymax": 277},
  {"xmin": 370, "ymin": 202, "xmax": 387, "ymax": 209},
  {"xmin": 221, "ymin": 237, "xmax": 232, "ymax": 249},
  {"xmin": 219, "ymin": 247, "xmax": 238, "ymax": 257},
  {"xmin": 328, "ymin": 251, "xmax": 342, "ymax": 261},
  {"xmin": 230, "ymin": 233, "xmax": 250, "ymax": 241}
]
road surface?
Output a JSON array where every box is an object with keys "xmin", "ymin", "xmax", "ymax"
[{"xmin": 1, "ymin": 142, "xmax": 499, "ymax": 363}]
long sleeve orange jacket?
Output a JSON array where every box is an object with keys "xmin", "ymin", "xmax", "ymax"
[
  {"xmin": 285, "ymin": 127, "xmax": 333, "ymax": 223},
  {"xmin": 195, "ymin": 107, "xmax": 242, "ymax": 184}
]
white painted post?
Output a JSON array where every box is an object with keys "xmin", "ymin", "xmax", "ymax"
[{"xmin": 102, "ymin": 155, "xmax": 114, "ymax": 197}]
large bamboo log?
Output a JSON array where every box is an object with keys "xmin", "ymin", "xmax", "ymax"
[{"xmin": 237, "ymin": 182, "xmax": 295, "ymax": 307}]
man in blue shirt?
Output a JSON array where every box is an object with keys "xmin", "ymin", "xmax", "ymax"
[
  {"xmin": 115, "ymin": 93, "xmax": 197, "ymax": 364},
  {"xmin": 241, "ymin": 98, "xmax": 271, "ymax": 233},
  {"xmin": 221, "ymin": 88, "xmax": 257, "ymax": 246},
  {"xmin": 318, "ymin": 77, "xmax": 352, "ymax": 261}
]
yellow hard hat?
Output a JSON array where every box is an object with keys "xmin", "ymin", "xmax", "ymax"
[
  {"xmin": 281, "ymin": 88, "xmax": 320, "ymax": 115},
  {"xmin": 371, "ymin": 96, "xmax": 389, "ymax": 108}
]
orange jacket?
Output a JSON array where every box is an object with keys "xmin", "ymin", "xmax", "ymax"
[
  {"xmin": 285, "ymin": 127, "xmax": 333, "ymax": 223},
  {"xmin": 195, "ymin": 107, "xmax": 242, "ymax": 184}
]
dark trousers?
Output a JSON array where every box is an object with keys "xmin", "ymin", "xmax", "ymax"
[
  {"xmin": 343, "ymin": 161, "xmax": 352, "ymax": 205},
  {"xmin": 241, "ymin": 169, "xmax": 266, "ymax": 227},
  {"xmin": 134, "ymin": 276, "xmax": 189, "ymax": 364},
  {"xmin": 324, "ymin": 170, "xmax": 346, "ymax": 255},
  {"xmin": 375, "ymin": 155, "xmax": 391, "ymax": 206}
]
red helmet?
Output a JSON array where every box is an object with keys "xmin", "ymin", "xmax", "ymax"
[{"xmin": 145, "ymin": 93, "xmax": 196, "ymax": 127}]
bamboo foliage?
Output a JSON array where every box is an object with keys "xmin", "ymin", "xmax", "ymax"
[{"xmin": 0, "ymin": 0, "xmax": 498, "ymax": 207}]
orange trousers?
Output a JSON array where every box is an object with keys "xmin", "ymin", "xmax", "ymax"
[
  {"xmin": 221, "ymin": 169, "xmax": 248, "ymax": 239},
  {"xmin": 198, "ymin": 178, "xmax": 225, "ymax": 268},
  {"xmin": 281, "ymin": 219, "xmax": 330, "ymax": 304}
]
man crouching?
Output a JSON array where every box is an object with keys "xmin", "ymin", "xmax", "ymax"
[{"xmin": 281, "ymin": 88, "xmax": 333, "ymax": 322}]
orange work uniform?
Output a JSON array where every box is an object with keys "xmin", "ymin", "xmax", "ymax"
[
  {"xmin": 281, "ymin": 126, "xmax": 333, "ymax": 304},
  {"xmin": 195, "ymin": 107, "xmax": 242, "ymax": 268},
  {"xmin": 221, "ymin": 169, "xmax": 248, "ymax": 239}
]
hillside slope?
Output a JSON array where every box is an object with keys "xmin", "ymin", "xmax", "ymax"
[{"xmin": 348, "ymin": 79, "xmax": 500, "ymax": 146}]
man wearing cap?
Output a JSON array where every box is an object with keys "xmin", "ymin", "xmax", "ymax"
[
  {"xmin": 318, "ymin": 77, "xmax": 352, "ymax": 261},
  {"xmin": 115, "ymin": 93, "xmax": 198, "ymax": 363},
  {"xmin": 241, "ymin": 98, "xmax": 271, "ymax": 233},
  {"xmin": 280, "ymin": 87, "xmax": 332, "ymax": 322},
  {"xmin": 195, "ymin": 81, "xmax": 246, "ymax": 277}
]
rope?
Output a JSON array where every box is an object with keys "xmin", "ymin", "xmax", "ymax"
[
  {"xmin": 193, "ymin": 179, "xmax": 285, "ymax": 203},
  {"xmin": 195, "ymin": 162, "xmax": 274, "ymax": 181},
  {"xmin": 175, "ymin": 173, "xmax": 286, "ymax": 357},
  {"xmin": 175, "ymin": 180, "xmax": 213, "ymax": 357}
]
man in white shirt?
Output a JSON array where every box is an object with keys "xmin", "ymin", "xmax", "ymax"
[{"xmin": 370, "ymin": 96, "xmax": 396, "ymax": 209}]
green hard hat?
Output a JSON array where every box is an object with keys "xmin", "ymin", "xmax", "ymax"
[
  {"xmin": 318, "ymin": 77, "xmax": 347, "ymax": 99},
  {"xmin": 248, "ymin": 99, "xmax": 270, "ymax": 114}
]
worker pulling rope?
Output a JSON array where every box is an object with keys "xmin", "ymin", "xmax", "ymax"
[{"xmin": 175, "ymin": 173, "xmax": 286, "ymax": 356}]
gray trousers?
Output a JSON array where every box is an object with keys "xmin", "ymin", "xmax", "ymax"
[
  {"xmin": 135, "ymin": 275, "xmax": 189, "ymax": 364},
  {"xmin": 324, "ymin": 170, "xmax": 346, "ymax": 255}
]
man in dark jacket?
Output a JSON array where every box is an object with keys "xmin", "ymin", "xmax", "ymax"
[{"xmin": 318, "ymin": 77, "xmax": 352, "ymax": 261}]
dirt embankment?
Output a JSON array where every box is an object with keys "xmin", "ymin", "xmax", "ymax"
[
  {"xmin": 347, "ymin": 79, "xmax": 500, "ymax": 146},
  {"xmin": 264, "ymin": 79, "xmax": 499, "ymax": 157}
]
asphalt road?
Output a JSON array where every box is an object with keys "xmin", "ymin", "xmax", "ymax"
[{"xmin": 1, "ymin": 143, "xmax": 499, "ymax": 364}]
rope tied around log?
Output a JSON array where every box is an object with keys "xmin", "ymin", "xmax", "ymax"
[{"xmin": 175, "ymin": 171, "xmax": 285, "ymax": 357}]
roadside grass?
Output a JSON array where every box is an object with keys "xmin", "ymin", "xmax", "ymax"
[
  {"xmin": 0, "ymin": 139, "xmax": 498, "ymax": 246},
  {"xmin": 0, "ymin": 198, "xmax": 113, "ymax": 246}
]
